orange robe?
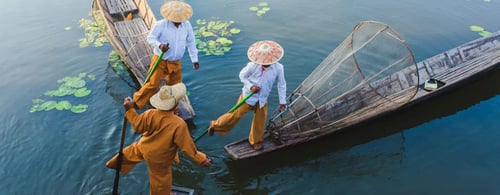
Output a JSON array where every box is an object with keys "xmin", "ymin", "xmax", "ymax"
[{"xmin": 106, "ymin": 109, "xmax": 206, "ymax": 195}]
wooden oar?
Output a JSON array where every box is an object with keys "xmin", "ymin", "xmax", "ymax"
[
  {"xmin": 194, "ymin": 92, "xmax": 254, "ymax": 142},
  {"xmin": 143, "ymin": 51, "xmax": 165, "ymax": 85},
  {"xmin": 112, "ymin": 117, "xmax": 128, "ymax": 195}
]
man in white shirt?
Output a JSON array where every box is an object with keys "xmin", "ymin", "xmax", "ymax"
[
  {"xmin": 133, "ymin": 1, "xmax": 199, "ymax": 109},
  {"xmin": 208, "ymin": 40, "xmax": 287, "ymax": 150}
]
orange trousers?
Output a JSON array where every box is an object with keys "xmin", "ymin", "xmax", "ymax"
[
  {"xmin": 133, "ymin": 54, "xmax": 182, "ymax": 109},
  {"xmin": 210, "ymin": 94, "xmax": 268, "ymax": 145},
  {"xmin": 106, "ymin": 142, "xmax": 174, "ymax": 195}
]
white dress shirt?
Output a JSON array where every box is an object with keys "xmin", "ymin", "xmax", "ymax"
[
  {"xmin": 147, "ymin": 19, "xmax": 198, "ymax": 63},
  {"xmin": 239, "ymin": 62, "xmax": 287, "ymax": 108}
]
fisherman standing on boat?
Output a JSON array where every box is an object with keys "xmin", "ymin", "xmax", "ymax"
[
  {"xmin": 208, "ymin": 40, "xmax": 287, "ymax": 150},
  {"xmin": 106, "ymin": 83, "xmax": 211, "ymax": 194},
  {"xmin": 133, "ymin": 0, "xmax": 200, "ymax": 109}
]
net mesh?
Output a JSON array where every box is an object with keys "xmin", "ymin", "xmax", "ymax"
[{"xmin": 268, "ymin": 21, "xmax": 419, "ymax": 143}]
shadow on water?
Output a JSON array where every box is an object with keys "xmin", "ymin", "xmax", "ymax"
[{"xmin": 222, "ymin": 67, "xmax": 500, "ymax": 181}]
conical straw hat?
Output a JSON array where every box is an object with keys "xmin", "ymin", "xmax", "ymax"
[
  {"xmin": 247, "ymin": 40, "xmax": 284, "ymax": 65},
  {"xmin": 160, "ymin": 1, "xmax": 193, "ymax": 22}
]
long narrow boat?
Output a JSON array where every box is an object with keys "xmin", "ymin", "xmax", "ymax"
[
  {"xmin": 225, "ymin": 21, "xmax": 500, "ymax": 160},
  {"xmin": 91, "ymin": 0, "xmax": 195, "ymax": 194},
  {"xmin": 92, "ymin": 0, "xmax": 196, "ymax": 121}
]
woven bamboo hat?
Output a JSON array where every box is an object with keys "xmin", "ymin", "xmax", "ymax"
[
  {"xmin": 149, "ymin": 83, "xmax": 186, "ymax": 111},
  {"xmin": 160, "ymin": 1, "xmax": 193, "ymax": 22},
  {"xmin": 247, "ymin": 40, "xmax": 284, "ymax": 65}
]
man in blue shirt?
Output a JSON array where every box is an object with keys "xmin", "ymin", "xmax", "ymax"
[{"xmin": 208, "ymin": 40, "xmax": 287, "ymax": 150}]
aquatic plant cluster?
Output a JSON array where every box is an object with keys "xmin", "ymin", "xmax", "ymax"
[
  {"xmin": 192, "ymin": 2, "xmax": 270, "ymax": 56},
  {"xmin": 194, "ymin": 18, "xmax": 241, "ymax": 56},
  {"xmin": 79, "ymin": 10, "xmax": 108, "ymax": 48},
  {"xmin": 108, "ymin": 50, "xmax": 130, "ymax": 78},
  {"xmin": 249, "ymin": 2, "xmax": 271, "ymax": 16},
  {"xmin": 30, "ymin": 73, "xmax": 96, "ymax": 114}
]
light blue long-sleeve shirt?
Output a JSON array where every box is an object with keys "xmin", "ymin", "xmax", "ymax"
[
  {"xmin": 147, "ymin": 19, "xmax": 198, "ymax": 63},
  {"xmin": 239, "ymin": 62, "xmax": 287, "ymax": 108}
]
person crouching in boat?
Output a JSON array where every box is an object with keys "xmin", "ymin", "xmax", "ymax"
[
  {"xmin": 106, "ymin": 83, "xmax": 211, "ymax": 194},
  {"xmin": 133, "ymin": 0, "xmax": 200, "ymax": 109},
  {"xmin": 208, "ymin": 40, "xmax": 287, "ymax": 150}
]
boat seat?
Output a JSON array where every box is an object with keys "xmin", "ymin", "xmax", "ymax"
[{"xmin": 105, "ymin": 0, "xmax": 138, "ymax": 17}]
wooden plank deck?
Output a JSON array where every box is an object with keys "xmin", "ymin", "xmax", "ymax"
[
  {"xmin": 105, "ymin": 0, "xmax": 138, "ymax": 17},
  {"xmin": 225, "ymin": 31, "xmax": 500, "ymax": 160}
]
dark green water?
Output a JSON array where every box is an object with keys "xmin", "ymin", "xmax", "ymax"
[{"xmin": 1, "ymin": 0, "xmax": 499, "ymax": 194}]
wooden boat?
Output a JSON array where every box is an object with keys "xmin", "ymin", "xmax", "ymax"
[
  {"xmin": 92, "ymin": 0, "xmax": 196, "ymax": 121},
  {"xmin": 225, "ymin": 21, "xmax": 500, "ymax": 160},
  {"xmin": 91, "ymin": 0, "xmax": 196, "ymax": 193}
]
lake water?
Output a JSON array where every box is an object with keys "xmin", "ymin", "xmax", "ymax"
[{"xmin": 1, "ymin": 0, "xmax": 500, "ymax": 194}]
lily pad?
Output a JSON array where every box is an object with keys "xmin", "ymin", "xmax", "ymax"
[
  {"xmin": 32, "ymin": 98, "xmax": 45, "ymax": 104},
  {"xmin": 88, "ymin": 74, "xmax": 96, "ymax": 80},
  {"xmin": 249, "ymin": 6, "xmax": 259, "ymax": 11},
  {"xmin": 230, "ymin": 28, "xmax": 241, "ymax": 34},
  {"xmin": 258, "ymin": 2, "xmax": 269, "ymax": 7},
  {"xmin": 470, "ymin": 25, "xmax": 484, "ymax": 32},
  {"xmin": 56, "ymin": 101, "xmax": 72, "ymax": 110},
  {"xmin": 45, "ymin": 86, "xmax": 76, "ymax": 97},
  {"xmin": 41, "ymin": 101, "xmax": 58, "ymax": 111},
  {"xmin": 74, "ymin": 88, "xmax": 92, "ymax": 97},
  {"xmin": 30, "ymin": 104, "xmax": 45, "ymax": 113},
  {"xmin": 63, "ymin": 78, "xmax": 86, "ymax": 88},
  {"xmin": 71, "ymin": 104, "xmax": 88, "ymax": 113},
  {"xmin": 479, "ymin": 31, "xmax": 492, "ymax": 37}
]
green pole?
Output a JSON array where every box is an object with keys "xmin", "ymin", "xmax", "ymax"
[
  {"xmin": 143, "ymin": 51, "xmax": 165, "ymax": 85},
  {"xmin": 194, "ymin": 92, "xmax": 254, "ymax": 142}
]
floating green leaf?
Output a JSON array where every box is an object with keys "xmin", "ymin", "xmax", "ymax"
[
  {"xmin": 56, "ymin": 101, "xmax": 72, "ymax": 110},
  {"xmin": 249, "ymin": 7, "xmax": 259, "ymax": 11},
  {"xmin": 32, "ymin": 98, "xmax": 45, "ymax": 104},
  {"xmin": 479, "ymin": 31, "xmax": 492, "ymax": 37},
  {"xmin": 71, "ymin": 104, "xmax": 88, "ymax": 113},
  {"xmin": 45, "ymin": 86, "xmax": 76, "ymax": 97},
  {"xmin": 74, "ymin": 88, "xmax": 91, "ymax": 97},
  {"xmin": 62, "ymin": 78, "xmax": 86, "ymax": 88},
  {"xmin": 470, "ymin": 25, "xmax": 484, "ymax": 32},
  {"xmin": 88, "ymin": 74, "xmax": 96, "ymax": 80},
  {"xmin": 230, "ymin": 28, "xmax": 240, "ymax": 34},
  {"xmin": 257, "ymin": 10, "xmax": 266, "ymax": 16},
  {"xmin": 41, "ymin": 101, "xmax": 58, "ymax": 111},
  {"xmin": 30, "ymin": 104, "xmax": 45, "ymax": 113},
  {"xmin": 258, "ymin": 2, "xmax": 268, "ymax": 6},
  {"xmin": 65, "ymin": 26, "xmax": 72, "ymax": 30}
]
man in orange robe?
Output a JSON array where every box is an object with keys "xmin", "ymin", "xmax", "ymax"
[{"xmin": 106, "ymin": 83, "xmax": 211, "ymax": 194}]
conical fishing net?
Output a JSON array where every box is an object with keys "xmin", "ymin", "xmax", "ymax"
[{"xmin": 268, "ymin": 21, "xmax": 419, "ymax": 143}]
